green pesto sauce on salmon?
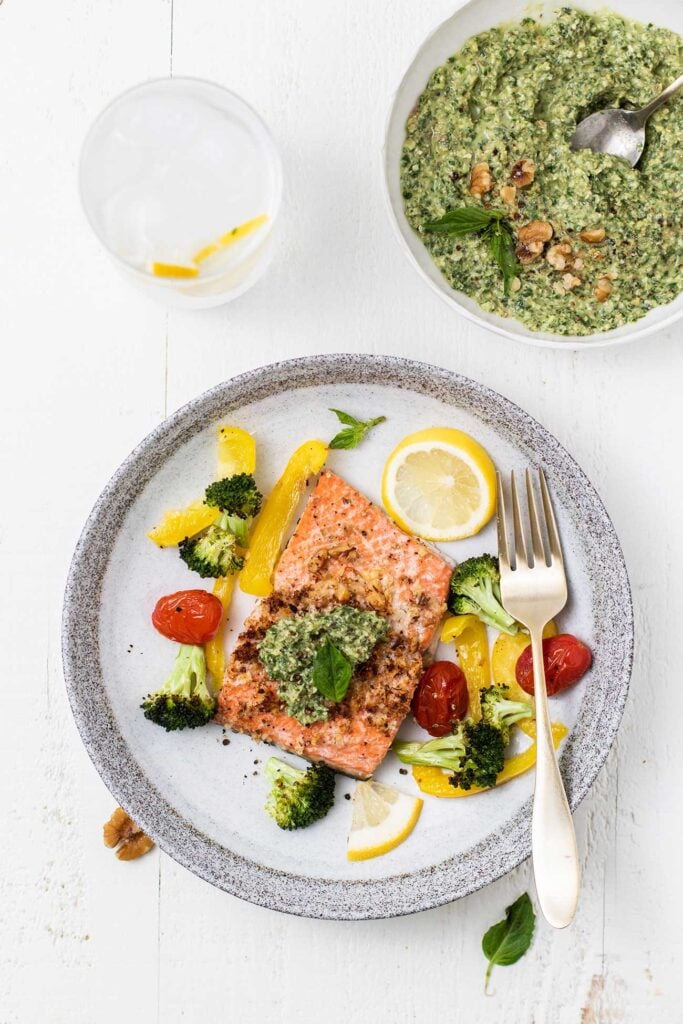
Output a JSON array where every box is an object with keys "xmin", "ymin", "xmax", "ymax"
[
  {"xmin": 258, "ymin": 605, "xmax": 389, "ymax": 725},
  {"xmin": 401, "ymin": 7, "xmax": 683, "ymax": 335}
]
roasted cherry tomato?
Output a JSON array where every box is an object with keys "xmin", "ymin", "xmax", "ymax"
[
  {"xmin": 411, "ymin": 661, "xmax": 469, "ymax": 737},
  {"xmin": 515, "ymin": 633, "xmax": 592, "ymax": 696},
  {"xmin": 152, "ymin": 590, "xmax": 223, "ymax": 644}
]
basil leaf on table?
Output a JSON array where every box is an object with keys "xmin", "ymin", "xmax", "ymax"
[
  {"xmin": 328, "ymin": 409, "xmax": 386, "ymax": 450},
  {"xmin": 482, "ymin": 892, "xmax": 536, "ymax": 991},
  {"xmin": 311, "ymin": 639, "xmax": 354, "ymax": 701}
]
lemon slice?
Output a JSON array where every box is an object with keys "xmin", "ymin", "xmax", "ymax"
[
  {"xmin": 347, "ymin": 781, "xmax": 423, "ymax": 861},
  {"xmin": 381, "ymin": 426, "xmax": 496, "ymax": 541}
]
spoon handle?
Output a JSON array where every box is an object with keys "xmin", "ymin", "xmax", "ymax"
[{"xmin": 638, "ymin": 72, "xmax": 683, "ymax": 122}]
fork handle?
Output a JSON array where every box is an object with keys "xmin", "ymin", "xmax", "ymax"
[{"xmin": 530, "ymin": 629, "xmax": 580, "ymax": 928}]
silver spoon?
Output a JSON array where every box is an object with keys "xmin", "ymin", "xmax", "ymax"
[{"xmin": 570, "ymin": 72, "xmax": 683, "ymax": 166}]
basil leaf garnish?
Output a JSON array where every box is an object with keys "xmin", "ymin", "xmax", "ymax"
[
  {"xmin": 311, "ymin": 639, "xmax": 354, "ymax": 702},
  {"xmin": 329, "ymin": 409, "xmax": 386, "ymax": 450},
  {"xmin": 424, "ymin": 206, "xmax": 519, "ymax": 293},
  {"xmin": 487, "ymin": 220, "xmax": 520, "ymax": 296},
  {"xmin": 425, "ymin": 207, "xmax": 502, "ymax": 234}
]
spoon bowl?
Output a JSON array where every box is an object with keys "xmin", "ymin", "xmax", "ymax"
[
  {"xmin": 570, "ymin": 72, "xmax": 683, "ymax": 166},
  {"xmin": 570, "ymin": 108, "xmax": 645, "ymax": 166}
]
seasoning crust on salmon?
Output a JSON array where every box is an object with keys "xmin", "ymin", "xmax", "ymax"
[{"xmin": 216, "ymin": 471, "xmax": 452, "ymax": 778}]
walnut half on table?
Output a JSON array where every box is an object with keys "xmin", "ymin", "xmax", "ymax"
[{"xmin": 103, "ymin": 807, "xmax": 155, "ymax": 861}]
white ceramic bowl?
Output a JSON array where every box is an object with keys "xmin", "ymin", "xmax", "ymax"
[{"xmin": 383, "ymin": 0, "xmax": 683, "ymax": 349}]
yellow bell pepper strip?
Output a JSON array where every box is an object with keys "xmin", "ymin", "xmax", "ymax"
[
  {"xmin": 147, "ymin": 425, "xmax": 257, "ymax": 549},
  {"xmin": 240, "ymin": 439, "xmax": 328, "ymax": 597},
  {"xmin": 412, "ymin": 720, "xmax": 568, "ymax": 798},
  {"xmin": 490, "ymin": 620, "xmax": 558, "ymax": 704},
  {"xmin": 147, "ymin": 500, "xmax": 219, "ymax": 547},
  {"xmin": 440, "ymin": 614, "xmax": 490, "ymax": 721},
  {"xmin": 203, "ymin": 426, "xmax": 258, "ymax": 683},
  {"xmin": 205, "ymin": 574, "xmax": 238, "ymax": 684},
  {"xmin": 147, "ymin": 425, "xmax": 257, "ymax": 677},
  {"xmin": 217, "ymin": 425, "xmax": 256, "ymax": 479}
]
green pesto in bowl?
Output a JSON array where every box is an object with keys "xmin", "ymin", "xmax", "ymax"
[{"xmin": 401, "ymin": 7, "xmax": 683, "ymax": 336}]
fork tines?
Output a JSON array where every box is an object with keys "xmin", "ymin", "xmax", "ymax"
[{"xmin": 497, "ymin": 468, "xmax": 564, "ymax": 571}]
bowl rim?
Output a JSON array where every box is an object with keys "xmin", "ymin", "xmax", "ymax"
[{"xmin": 380, "ymin": 0, "xmax": 683, "ymax": 350}]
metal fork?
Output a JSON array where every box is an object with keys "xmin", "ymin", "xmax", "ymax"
[{"xmin": 497, "ymin": 469, "xmax": 579, "ymax": 929}]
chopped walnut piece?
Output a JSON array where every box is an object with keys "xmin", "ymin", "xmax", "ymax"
[
  {"xmin": 103, "ymin": 807, "xmax": 127, "ymax": 848},
  {"xmin": 552, "ymin": 281, "xmax": 566, "ymax": 296},
  {"xmin": 469, "ymin": 161, "xmax": 493, "ymax": 196},
  {"xmin": 579, "ymin": 227, "xmax": 606, "ymax": 244},
  {"xmin": 562, "ymin": 273, "xmax": 581, "ymax": 291},
  {"xmin": 518, "ymin": 220, "xmax": 553, "ymax": 244},
  {"xmin": 594, "ymin": 277, "xmax": 613, "ymax": 301},
  {"xmin": 117, "ymin": 834, "xmax": 155, "ymax": 861},
  {"xmin": 510, "ymin": 158, "xmax": 535, "ymax": 187},
  {"xmin": 308, "ymin": 544, "xmax": 357, "ymax": 575},
  {"xmin": 516, "ymin": 240, "xmax": 545, "ymax": 264},
  {"xmin": 103, "ymin": 807, "xmax": 155, "ymax": 861},
  {"xmin": 546, "ymin": 242, "xmax": 572, "ymax": 271},
  {"xmin": 500, "ymin": 185, "xmax": 517, "ymax": 204}
]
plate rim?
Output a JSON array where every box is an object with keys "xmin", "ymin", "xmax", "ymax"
[{"xmin": 61, "ymin": 354, "xmax": 634, "ymax": 919}]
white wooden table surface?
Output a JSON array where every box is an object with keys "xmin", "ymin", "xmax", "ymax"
[{"xmin": 2, "ymin": 1, "xmax": 681, "ymax": 1021}]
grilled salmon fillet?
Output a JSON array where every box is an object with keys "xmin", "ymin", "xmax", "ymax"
[
  {"xmin": 216, "ymin": 471, "xmax": 452, "ymax": 778},
  {"xmin": 274, "ymin": 471, "xmax": 450, "ymax": 649}
]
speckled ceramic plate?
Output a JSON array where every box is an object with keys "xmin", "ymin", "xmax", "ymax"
[{"xmin": 62, "ymin": 355, "xmax": 633, "ymax": 919}]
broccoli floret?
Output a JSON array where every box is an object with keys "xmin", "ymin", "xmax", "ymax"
[
  {"xmin": 393, "ymin": 720, "xmax": 506, "ymax": 790},
  {"xmin": 141, "ymin": 644, "xmax": 215, "ymax": 731},
  {"xmin": 205, "ymin": 473, "xmax": 263, "ymax": 517},
  {"xmin": 454, "ymin": 722, "xmax": 507, "ymax": 790},
  {"xmin": 480, "ymin": 685, "xmax": 534, "ymax": 745},
  {"xmin": 179, "ymin": 512, "xmax": 244, "ymax": 578},
  {"xmin": 393, "ymin": 682, "xmax": 535, "ymax": 791},
  {"xmin": 264, "ymin": 757, "xmax": 336, "ymax": 830},
  {"xmin": 448, "ymin": 554, "xmax": 518, "ymax": 635},
  {"xmin": 204, "ymin": 473, "xmax": 263, "ymax": 547}
]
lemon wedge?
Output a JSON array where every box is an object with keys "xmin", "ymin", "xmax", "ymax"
[
  {"xmin": 151, "ymin": 262, "xmax": 199, "ymax": 279},
  {"xmin": 347, "ymin": 781, "xmax": 422, "ymax": 861},
  {"xmin": 381, "ymin": 426, "xmax": 496, "ymax": 541},
  {"xmin": 192, "ymin": 214, "xmax": 268, "ymax": 264}
]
